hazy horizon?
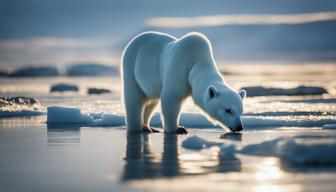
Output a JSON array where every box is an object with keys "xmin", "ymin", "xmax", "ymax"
[{"xmin": 1, "ymin": 0, "xmax": 336, "ymax": 68}]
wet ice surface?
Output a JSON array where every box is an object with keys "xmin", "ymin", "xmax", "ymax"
[
  {"xmin": 1, "ymin": 73, "xmax": 336, "ymax": 192},
  {"xmin": 2, "ymin": 122, "xmax": 336, "ymax": 192}
]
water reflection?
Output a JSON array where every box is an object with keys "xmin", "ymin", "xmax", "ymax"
[
  {"xmin": 122, "ymin": 132, "xmax": 242, "ymax": 181},
  {"xmin": 122, "ymin": 133, "xmax": 168, "ymax": 180},
  {"xmin": 217, "ymin": 152, "xmax": 241, "ymax": 173},
  {"xmin": 47, "ymin": 124, "xmax": 81, "ymax": 146},
  {"xmin": 162, "ymin": 134, "xmax": 180, "ymax": 177},
  {"xmin": 220, "ymin": 132, "xmax": 242, "ymax": 142}
]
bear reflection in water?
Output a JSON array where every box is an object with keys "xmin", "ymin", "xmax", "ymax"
[{"xmin": 122, "ymin": 133, "xmax": 241, "ymax": 181}]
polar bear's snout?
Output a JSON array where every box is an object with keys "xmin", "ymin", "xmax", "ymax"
[
  {"xmin": 229, "ymin": 119, "xmax": 243, "ymax": 132},
  {"xmin": 235, "ymin": 123, "xmax": 243, "ymax": 132}
]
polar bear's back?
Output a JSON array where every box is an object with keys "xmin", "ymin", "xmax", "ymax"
[
  {"xmin": 122, "ymin": 31, "xmax": 218, "ymax": 99},
  {"xmin": 122, "ymin": 32, "xmax": 176, "ymax": 98}
]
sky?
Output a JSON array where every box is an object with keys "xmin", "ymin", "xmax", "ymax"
[{"xmin": 0, "ymin": 0, "xmax": 336, "ymax": 67}]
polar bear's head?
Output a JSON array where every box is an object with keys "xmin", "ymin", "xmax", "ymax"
[{"xmin": 204, "ymin": 86, "xmax": 246, "ymax": 132}]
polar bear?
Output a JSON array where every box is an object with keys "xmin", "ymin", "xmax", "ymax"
[{"xmin": 121, "ymin": 31, "xmax": 246, "ymax": 134}]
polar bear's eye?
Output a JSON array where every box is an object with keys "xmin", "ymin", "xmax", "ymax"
[{"xmin": 225, "ymin": 108, "xmax": 232, "ymax": 114}]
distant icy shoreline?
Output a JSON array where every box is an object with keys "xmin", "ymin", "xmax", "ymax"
[{"xmin": 0, "ymin": 64, "xmax": 119, "ymax": 77}]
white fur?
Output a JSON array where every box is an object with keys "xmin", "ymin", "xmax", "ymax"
[{"xmin": 121, "ymin": 31, "xmax": 245, "ymax": 133}]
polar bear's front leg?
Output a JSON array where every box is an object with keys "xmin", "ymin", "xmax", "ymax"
[{"xmin": 161, "ymin": 94, "xmax": 188, "ymax": 134}]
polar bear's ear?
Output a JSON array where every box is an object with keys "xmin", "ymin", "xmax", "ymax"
[
  {"xmin": 239, "ymin": 89, "xmax": 247, "ymax": 100},
  {"xmin": 208, "ymin": 86, "xmax": 217, "ymax": 99}
]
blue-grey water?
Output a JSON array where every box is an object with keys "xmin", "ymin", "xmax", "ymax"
[{"xmin": 0, "ymin": 72, "xmax": 336, "ymax": 192}]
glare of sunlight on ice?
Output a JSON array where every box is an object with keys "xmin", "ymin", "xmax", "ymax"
[
  {"xmin": 252, "ymin": 184, "xmax": 302, "ymax": 192},
  {"xmin": 254, "ymin": 157, "xmax": 284, "ymax": 181}
]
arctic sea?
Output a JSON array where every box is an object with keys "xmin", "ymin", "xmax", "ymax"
[{"xmin": 1, "ymin": 66, "xmax": 336, "ymax": 192}]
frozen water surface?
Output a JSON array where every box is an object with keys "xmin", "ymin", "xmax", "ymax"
[{"xmin": 1, "ymin": 70, "xmax": 336, "ymax": 192}]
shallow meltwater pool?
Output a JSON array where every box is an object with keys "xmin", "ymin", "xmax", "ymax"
[{"xmin": 1, "ymin": 118, "xmax": 336, "ymax": 192}]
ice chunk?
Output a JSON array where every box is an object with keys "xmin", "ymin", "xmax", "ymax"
[
  {"xmin": 47, "ymin": 106, "xmax": 91, "ymax": 124},
  {"xmin": 0, "ymin": 97, "xmax": 45, "ymax": 117},
  {"xmin": 220, "ymin": 132, "xmax": 242, "ymax": 141},
  {"xmin": 0, "ymin": 70, "xmax": 9, "ymax": 77},
  {"xmin": 182, "ymin": 135, "xmax": 237, "ymax": 158},
  {"xmin": 66, "ymin": 64, "xmax": 119, "ymax": 76},
  {"xmin": 322, "ymin": 124, "xmax": 336, "ymax": 130},
  {"xmin": 182, "ymin": 135, "xmax": 220, "ymax": 150},
  {"xmin": 87, "ymin": 88, "xmax": 111, "ymax": 94},
  {"xmin": 277, "ymin": 138, "xmax": 336, "ymax": 166},
  {"xmin": 10, "ymin": 66, "xmax": 59, "ymax": 77},
  {"xmin": 0, "ymin": 110, "xmax": 45, "ymax": 117},
  {"xmin": 89, "ymin": 113, "xmax": 125, "ymax": 126},
  {"xmin": 242, "ymin": 86, "xmax": 328, "ymax": 97},
  {"xmin": 239, "ymin": 139, "xmax": 280, "ymax": 156},
  {"xmin": 46, "ymin": 106, "xmax": 124, "ymax": 126},
  {"xmin": 240, "ymin": 136, "xmax": 336, "ymax": 166},
  {"xmin": 219, "ymin": 144, "xmax": 237, "ymax": 158},
  {"xmin": 182, "ymin": 136, "xmax": 336, "ymax": 166},
  {"xmin": 50, "ymin": 83, "xmax": 79, "ymax": 92},
  {"xmin": 1, "ymin": 97, "xmax": 39, "ymax": 106}
]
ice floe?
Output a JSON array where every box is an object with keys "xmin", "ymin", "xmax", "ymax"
[
  {"xmin": 182, "ymin": 135, "xmax": 336, "ymax": 166},
  {"xmin": 1, "ymin": 66, "xmax": 60, "ymax": 77},
  {"xmin": 0, "ymin": 97, "xmax": 45, "ymax": 117},
  {"xmin": 277, "ymin": 138, "xmax": 336, "ymax": 166},
  {"xmin": 46, "ymin": 106, "xmax": 124, "ymax": 126},
  {"xmin": 237, "ymin": 137, "xmax": 336, "ymax": 166},
  {"xmin": 66, "ymin": 64, "xmax": 119, "ymax": 76},
  {"xmin": 242, "ymin": 86, "xmax": 328, "ymax": 97},
  {"xmin": 87, "ymin": 88, "xmax": 111, "ymax": 94},
  {"xmin": 11, "ymin": 66, "xmax": 59, "ymax": 77},
  {"xmin": 50, "ymin": 83, "xmax": 79, "ymax": 92},
  {"xmin": 181, "ymin": 135, "xmax": 220, "ymax": 150},
  {"xmin": 321, "ymin": 124, "xmax": 336, "ymax": 130}
]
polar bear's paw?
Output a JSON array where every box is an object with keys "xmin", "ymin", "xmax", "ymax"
[
  {"xmin": 176, "ymin": 126, "xmax": 188, "ymax": 135},
  {"xmin": 143, "ymin": 125, "xmax": 160, "ymax": 133}
]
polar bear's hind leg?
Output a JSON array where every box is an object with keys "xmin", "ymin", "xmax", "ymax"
[
  {"xmin": 123, "ymin": 79, "xmax": 146, "ymax": 132},
  {"xmin": 143, "ymin": 100, "xmax": 160, "ymax": 133}
]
